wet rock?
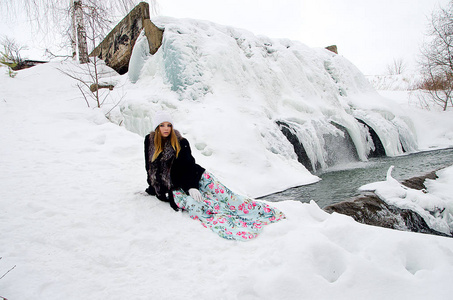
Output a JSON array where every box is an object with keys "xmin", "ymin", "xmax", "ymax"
[
  {"xmin": 401, "ymin": 170, "xmax": 438, "ymax": 190},
  {"xmin": 323, "ymin": 171, "xmax": 451, "ymax": 238}
]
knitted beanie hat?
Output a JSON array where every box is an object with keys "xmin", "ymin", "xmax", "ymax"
[{"xmin": 153, "ymin": 111, "xmax": 173, "ymax": 130}]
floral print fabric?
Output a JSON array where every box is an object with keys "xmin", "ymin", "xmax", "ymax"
[{"xmin": 173, "ymin": 171, "xmax": 285, "ymax": 241}]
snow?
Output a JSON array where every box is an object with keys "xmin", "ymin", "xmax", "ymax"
[
  {"xmin": 1, "ymin": 17, "xmax": 453, "ymax": 300},
  {"xmin": 366, "ymin": 74, "xmax": 420, "ymax": 91},
  {"xmin": 118, "ymin": 17, "xmax": 435, "ymax": 193},
  {"xmin": 360, "ymin": 166, "xmax": 453, "ymax": 235},
  {"xmin": 375, "ymin": 90, "xmax": 453, "ymax": 151}
]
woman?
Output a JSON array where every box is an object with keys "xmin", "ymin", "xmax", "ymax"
[{"xmin": 144, "ymin": 111, "xmax": 285, "ymax": 241}]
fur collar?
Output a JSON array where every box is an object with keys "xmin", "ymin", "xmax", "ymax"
[{"xmin": 147, "ymin": 130, "xmax": 183, "ymax": 197}]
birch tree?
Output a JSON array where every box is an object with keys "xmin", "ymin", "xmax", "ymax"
[{"xmin": 0, "ymin": 0, "xmax": 156, "ymax": 63}]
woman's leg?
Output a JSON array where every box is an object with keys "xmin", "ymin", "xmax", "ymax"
[
  {"xmin": 173, "ymin": 171, "xmax": 285, "ymax": 240},
  {"xmin": 173, "ymin": 188, "xmax": 248, "ymax": 240},
  {"xmin": 198, "ymin": 171, "xmax": 285, "ymax": 223}
]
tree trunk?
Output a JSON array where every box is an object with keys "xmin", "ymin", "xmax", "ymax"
[
  {"xmin": 71, "ymin": 3, "xmax": 77, "ymax": 61},
  {"xmin": 73, "ymin": 0, "xmax": 89, "ymax": 64}
]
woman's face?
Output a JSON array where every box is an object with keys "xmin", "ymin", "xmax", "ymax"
[{"xmin": 159, "ymin": 122, "xmax": 172, "ymax": 138}]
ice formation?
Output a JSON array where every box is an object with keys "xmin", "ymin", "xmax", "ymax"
[{"xmin": 122, "ymin": 17, "xmax": 418, "ymax": 188}]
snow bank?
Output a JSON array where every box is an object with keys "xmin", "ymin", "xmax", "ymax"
[
  {"xmin": 365, "ymin": 72, "xmax": 453, "ymax": 152},
  {"xmin": 1, "ymin": 51, "xmax": 453, "ymax": 300},
  {"xmin": 360, "ymin": 166, "xmax": 453, "ymax": 236},
  {"xmin": 374, "ymin": 90, "xmax": 453, "ymax": 151}
]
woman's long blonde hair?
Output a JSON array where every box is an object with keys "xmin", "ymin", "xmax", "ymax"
[{"xmin": 152, "ymin": 126, "xmax": 181, "ymax": 162}]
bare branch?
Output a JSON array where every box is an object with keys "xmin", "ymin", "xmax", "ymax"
[
  {"xmin": 104, "ymin": 92, "xmax": 126, "ymax": 117},
  {"xmin": 58, "ymin": 67, "xmax": 91, "ymax": 89},
  {"xmin": 387, "ymin": 57, "xmax": 406, "ymax": 75},
  {"xmin": 77, "ymin": 83, "xmax": 91, "ymax": 107},
  {"xmin": 0, "ymin": 257, "xmax": 16, "ymax": 280},
  {"xmin": 1, "ymin": 36, "xmax": 28, "ymax": 63},
  {"xmin": 45, "ymin": 49, "xmax": 72, "ymax": 60},
  {"xmin": 418, "ymin": 1, "xmax": 453, "ymax": 111},
  {"xmin": 0, "ymin": 1, "xmax": 148, "ymax": 63}
]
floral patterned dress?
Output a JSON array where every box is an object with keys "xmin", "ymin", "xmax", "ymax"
[{"xmin": 172, "ymin": 171, "xmax": 286, "ymax": 241}]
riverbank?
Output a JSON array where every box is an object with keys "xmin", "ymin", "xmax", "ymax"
[
  {"xmin": 324, "ymin": 166, "xmax": 453, "ymax": 237},
  {"xmin": 260, "ymin": 147, "xmax": 453, "ymax": 209}
]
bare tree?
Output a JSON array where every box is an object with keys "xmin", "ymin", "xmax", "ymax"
[
  {"xmin": 0, "ymin": 36, "xmax": 29, "ymax": 77},
  {"xmin": 54, "ymin": 2, "xmax": 128, "ymax": 124},
  {"xmin": 0, "ymin": 0, "xmax": 156, "ymax": 63},
  {"xmin": 58, "ymin": 4, "xmax": 121, "ymax": 109},
  {"xmin": 0, "ymin": 36, "xmax": 28, "ymax": 65},
  {"xmin": 72, "ymin": 1, "xmax": 89, "ymax": 63},
  {"xmin": 67, "ymin": 0, "xmax": 142, "ymax": 63},
  {"xmin": 387, "ymin": 57, "xmax": 406, "ymax": 75},
  {"xmin": 418, "ymin": 0, "xmax": 453, "ymax": 111},
  {"xmin": 417, "ymin": 70, "xmax": 453, "ymax": 111}
]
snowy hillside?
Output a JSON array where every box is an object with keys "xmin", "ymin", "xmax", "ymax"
[
  {"xmin": 1, "ymin": 62, "xmax": 453, "ymax": 299},
  {"xmin": 116, "ymin": 17, "xmax": 425, "ymax": 197},
  {"xmin": 2, "ymin": 16, "xmax": 453, "ymax": 300}
]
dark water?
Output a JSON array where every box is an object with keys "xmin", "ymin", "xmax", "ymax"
[{"xmin": 260, "ymin": 147, "xmax": 453, "ymax": 208}]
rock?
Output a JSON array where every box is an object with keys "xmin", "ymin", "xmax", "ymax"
[
  {"xmin": 11, "ymin": 60, "xmax": 48, "ymax": 71},
  {"xmin": 325, "ymin": 45, "xmax": 338, "ymax": 54},
  {"xmin": 90, "ymin": 2, "xmax": 163, "ymax": 74},
  {"xmin": 401, "ymin": 170, "xmax": 438, "ymax": 190},
  {"xmin": 323, "ymin": 171, "xmax": 451, "ymax": 238}
]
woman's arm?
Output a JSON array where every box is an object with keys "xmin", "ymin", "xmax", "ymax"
[{"xmin": 171, "ymin": 138, "xmax": 205, "ymax": 194}]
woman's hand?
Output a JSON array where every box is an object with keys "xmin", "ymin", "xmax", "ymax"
[{"xmin": 189, "ymin": 188, "xmax": 203, "ymax": 202}]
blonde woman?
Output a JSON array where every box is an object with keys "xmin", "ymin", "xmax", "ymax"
[{"xmin": 144, "ymin": 111, "xmax": 285, "ymax": 240}]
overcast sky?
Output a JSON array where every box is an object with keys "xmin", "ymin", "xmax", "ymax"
[{"xmin": 1, "ymin": 0, "xmax": 450, "ymax": 75}]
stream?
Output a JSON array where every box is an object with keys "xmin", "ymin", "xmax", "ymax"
[{"xmin": 260, "ymin": 147, "xmax": 453, "ymax": 208}]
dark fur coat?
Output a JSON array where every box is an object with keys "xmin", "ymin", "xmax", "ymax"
[{"xmin": 144, "ymin": 130, "xmax": 205, "ymax": 211}]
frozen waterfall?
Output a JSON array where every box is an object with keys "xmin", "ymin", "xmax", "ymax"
[{"xmin": 119, "ymin": 16, "xmax": 418, "ymax": 191}]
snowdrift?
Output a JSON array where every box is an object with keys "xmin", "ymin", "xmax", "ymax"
[{"xmin": 1, "ymin": 18, "xmax": 453, "ymax": 300}]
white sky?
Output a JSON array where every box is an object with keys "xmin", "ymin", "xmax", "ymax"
[
  {"xmin": 0, "ymin": 0, "xmax": 450, "ymax": 75},
  {"xmin": 158, "ymin": 0, "xmax": 450, "ymax": 75}
]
